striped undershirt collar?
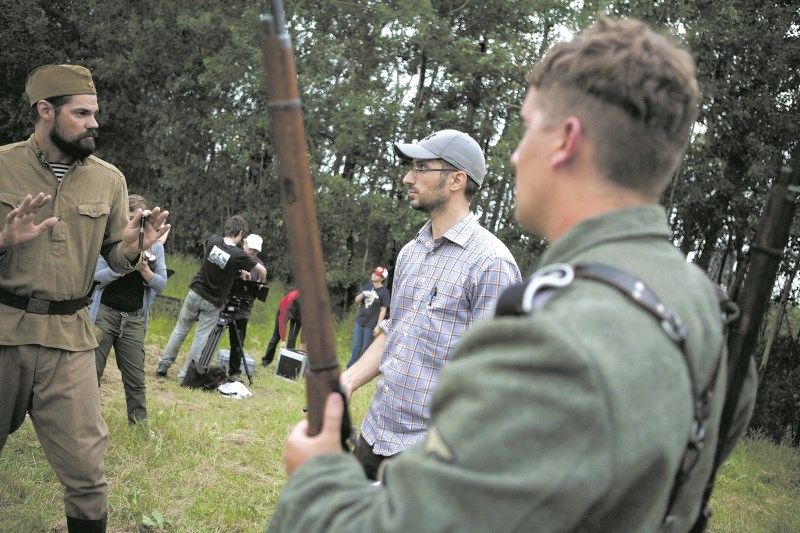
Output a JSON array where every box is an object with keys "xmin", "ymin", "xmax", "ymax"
[{"xmin": 48, "ymin": 162, "xmax": 70, "ymax": 183}]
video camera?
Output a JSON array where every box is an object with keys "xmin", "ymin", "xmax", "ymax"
[
  {"xmin": 229, "ymin": 278, "xmax": 269, "ymax": 303},
  {"xmin": 220, "ymin": 279, "xmax": 269, "ymax": 318}
]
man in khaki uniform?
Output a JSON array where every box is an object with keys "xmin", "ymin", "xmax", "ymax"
[
  {"xmin": 266, "ymin": 18, "xmax": 757, "ymax": 532},
  {"xmin": 0, "ymin": 65, "xmax": 170, "ymax": 532}
]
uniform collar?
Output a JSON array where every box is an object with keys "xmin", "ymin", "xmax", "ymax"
[
  {"xmin": 539, "ymin": 205, "xmax": 673, "ymax": 266},
  {"xmin": 26, "ymin": 134, "xmax": 87, "ymax": 166}
]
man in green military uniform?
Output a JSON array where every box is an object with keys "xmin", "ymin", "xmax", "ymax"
[
  {"xmin": 0, "ymin": 64, "xmax": 170, "ymax": 532},
  {"xmin": 266, "ymin": 18, "xmax": 757, "ymax": 532}
]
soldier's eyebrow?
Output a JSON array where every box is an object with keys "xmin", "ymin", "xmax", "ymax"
[{"xmin": 70, "ymin": 104, "xmax": 100, "ymax": 116}]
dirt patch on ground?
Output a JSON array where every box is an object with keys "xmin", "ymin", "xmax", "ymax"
[{"xmin": 98, "ymin": 343, "xmax": 186, "ymax": 408}]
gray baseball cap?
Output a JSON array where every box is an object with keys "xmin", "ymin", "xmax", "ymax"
[{"xmin": 394, "ymin": 129, "xmax": 487, "ymax": 186}]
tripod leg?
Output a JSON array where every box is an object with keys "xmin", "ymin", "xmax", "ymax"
[
  {"xmin": 230, "ymin": 321, "xmax": 253, "ymax": 385},
  {"xmin": 198, "ymin": 318, "xmax": 227, "ymax": 374}
]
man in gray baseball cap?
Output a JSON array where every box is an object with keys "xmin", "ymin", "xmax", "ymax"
[
  {"xmin": 339, "ymin": 128, "xmax": 521, "ymax": 479},
  {"xmin": 393, "ymin": 129, "xmax": 487, "ymax": 186}
]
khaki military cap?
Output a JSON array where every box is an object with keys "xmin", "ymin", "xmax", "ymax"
[{"xmin": 25, "ymin": 64, "xmax": 97, "ymax": 105}]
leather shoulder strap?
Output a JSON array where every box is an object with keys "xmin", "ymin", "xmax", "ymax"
[{"xmin": 496, "ymin": 262, "xmax": 733, "ymax": 531}]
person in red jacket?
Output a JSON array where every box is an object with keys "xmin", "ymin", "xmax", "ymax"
[{"xmin": 261, "ymin": 290, "xmax": 302, "ymax": 367}]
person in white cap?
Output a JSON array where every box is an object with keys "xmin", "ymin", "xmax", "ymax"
[
  {"xmin": 340, "ymin": 129, "xmax": 521, "ymax": 479},
  {"xmin": 346, "ymin": 265, "xmax": 391, "ymax": 369},
  {"xmin": 156, "ymin": 216, "xmax": 266, "ymax": 381},
  {"xmin": 226, "ymin": 233, "xmax": 267, "ymax": 381}
]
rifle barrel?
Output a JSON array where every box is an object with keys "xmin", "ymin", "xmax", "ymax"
[
  {"xmin": 260, "ymin": 1, "xmax": 341, "ymax": 436},
  {"xmin": 719, "ymin": 146, "xmax": 800, "ymax": 462}
]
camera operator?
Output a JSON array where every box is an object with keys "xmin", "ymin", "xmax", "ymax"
[
  {"xmin": 227, "ymin": 234, "xmax": 266, "ymax": 382},
  {"xmin": 90, "ymin": 194, "xmax": 168, "ymax": 426},
  {"xmin": 156, "ymin": 215, "xmax": 266, "ymax": 381}
]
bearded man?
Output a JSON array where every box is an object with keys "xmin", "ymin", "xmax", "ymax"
[{"xmin": 0, "ymin": 64, "xmax": 170, "ymax": 532}]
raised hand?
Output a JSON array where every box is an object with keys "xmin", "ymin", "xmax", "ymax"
[
  {"xmin": 122, "ymin": 207, "xmax": 171, "ymax": 260},
  {"xmin": 0, "ymin": 193, "xmax": 59, "ymax": 252}
]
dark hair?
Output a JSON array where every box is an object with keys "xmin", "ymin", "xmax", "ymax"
[
  {"xmin": 432, "ymin": 159, "xmax": 479, "ymax": 201},
  {"xmin": 128, "ymin": 194, "xmax": 148, "ymax": 212},
  {"xmin": 30, "ymin": 95, "xmax": 72, "ymax": 123},
  {"xmin": 224, "ymin": 215, "xmax": 247, "ymax": 238},
  {"xmin": 464, "ymin": 177, "xmax": 480, "ymax": 202},
  {"xmin": 529, "ymin": 17, "xmax": 699, "ymax": 196}
]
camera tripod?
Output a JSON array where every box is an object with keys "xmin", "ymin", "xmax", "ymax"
[
  {"xmin": 196, "ymin": 301, "xmax": 254, "ymax": 385},
  {"xmin": 190, "ymin": 279, "xmax": 268, "ymax": 387}
]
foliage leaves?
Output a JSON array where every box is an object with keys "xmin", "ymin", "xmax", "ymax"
[{"xmin": 0, "ymin": 0, "xmax": 797, "ymax": 312}]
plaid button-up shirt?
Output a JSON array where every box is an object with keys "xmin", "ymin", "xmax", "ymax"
[{"xmin": 362, "ymin": 212, "xmax": 521, "ymax": 455}]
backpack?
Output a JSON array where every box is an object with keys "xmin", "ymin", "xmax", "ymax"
[{"xmin": 181, "ymin": 360, "xmax": 229, "ymax": 391}]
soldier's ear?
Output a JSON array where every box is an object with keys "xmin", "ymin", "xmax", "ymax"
[
  {"xmin": 551, "ymin": 116, "xmax": 582, "ymax": 168},
  {"xmin": 36, "ymin": 100, "xmax": 55, "ymax": 122}
]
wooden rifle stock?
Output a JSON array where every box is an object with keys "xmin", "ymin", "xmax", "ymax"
[{"xmin": 260, "ymin": 1, "xmax": 353, "ymax": 446}]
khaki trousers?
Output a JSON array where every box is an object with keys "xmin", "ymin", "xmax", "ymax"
[
  {"xmin": 0, "ymin": 344, "xmax": 109, "ymax": 520},
  {"xmin": 95, "ymin": 303, "xmax": 147, "ymax": 424}
]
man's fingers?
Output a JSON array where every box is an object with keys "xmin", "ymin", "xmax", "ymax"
[
  {"xmin": 12, "ymin": 193, "xmax": 52, "ymax": 217},
  {"xmin": 148, "ymin": 207, "xmax": 169, "ymax": 229},
  {"xmin": 289, "ymin": 420, "xmax": 309, "ymax": 438},
  {"xmin": 148, "ymin": 208, "xmax": 170, "ymax": 240},
  {"xmin": 321, "ymin": 392, "xmax": 344, "ymax": 437},
  {"xmin": 5, "ymin": 193, "xmax": 54, "ymax": 225},
  {"xmin": 28, "ymin": 192, "xmax": 53, "ymax": 210},
  {"xmin": 16, "ymin": 194, "xmax": 34, "ymax": 211},
  {"xmin": 35, "ymin": 217, "xmax": 59, "ymax": 232}
]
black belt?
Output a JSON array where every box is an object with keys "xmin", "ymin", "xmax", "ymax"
[{"xmin": 0, "ymin": 287, "xmax": 91, "ymax": 315}]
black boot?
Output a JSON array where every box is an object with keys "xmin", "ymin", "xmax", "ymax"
[{"xmin": 66, "ymin": 514, "xmax": 107, "ymax": 533}]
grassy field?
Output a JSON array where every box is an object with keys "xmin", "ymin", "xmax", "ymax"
[{"xmin": 1, "ymin": 254, "xmax": 799, "ymax": 532}]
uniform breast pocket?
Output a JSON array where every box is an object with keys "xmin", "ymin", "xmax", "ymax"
[
  {"xmin": 77, "ymin": 203, "xmax": 111, "ymax": 219},
  {"xmin": 64, "ymin": 203, "xmax": 111, "ymax": 255},
  {"xmin": 0, "ymin": 193, "xmax": 25, "ymax": 220}
]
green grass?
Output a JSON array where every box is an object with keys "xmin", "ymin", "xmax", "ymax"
[
  {"xmin": 1, "ymin": 254, "xmax": 799, "ymax": 531},
  {"xmin": 707, "ymin": 433, "xmax": 800, "ymax": 532}
]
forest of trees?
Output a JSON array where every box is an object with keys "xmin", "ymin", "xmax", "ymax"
[
  {"xmin": 0, "ymin": 0, "xmax": 798, "ymax": 435},
  {"xmin": 0, "ymin": 0, "xmax": 792, "ymax": 294}
]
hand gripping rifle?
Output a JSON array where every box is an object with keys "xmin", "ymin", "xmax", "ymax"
[
  {"xmin": 260, "ymin": 0, "xmax": 354, "ymax": 449},
  {"xmin": 692, "ymin": 146, "xmax": 800, "ymax": 531}
]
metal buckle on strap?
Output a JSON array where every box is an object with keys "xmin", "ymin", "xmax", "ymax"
[
  {"xmin": 521, "ymin": 264, "xmax": 575, "ymax": 313},
  {"xmin": 26, "ymin": 297, "xmax": 51, "ymax": 314}
]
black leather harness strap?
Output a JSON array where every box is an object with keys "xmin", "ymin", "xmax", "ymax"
[
  {"xmin": 496, "ymin": 262, "xmax": 734, "ymax": 531},
  {"xmin": 0, "ymin": 286, "xmax": 91, "ymax": 315}
]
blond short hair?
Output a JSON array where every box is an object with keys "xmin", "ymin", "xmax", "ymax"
[{"xmin": 530, "ymin": 18, "xmax": 700, "ymax": 197}]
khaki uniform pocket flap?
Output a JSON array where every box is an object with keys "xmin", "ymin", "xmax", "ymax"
[{"xmin": 77, "ymin": 203, "xmax": 110, "ymax": 217}]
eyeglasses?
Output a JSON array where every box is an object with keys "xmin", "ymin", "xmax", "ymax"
[{"xmin": 406, "ymin": 161, "xmax": 458, "ymax": 175}]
